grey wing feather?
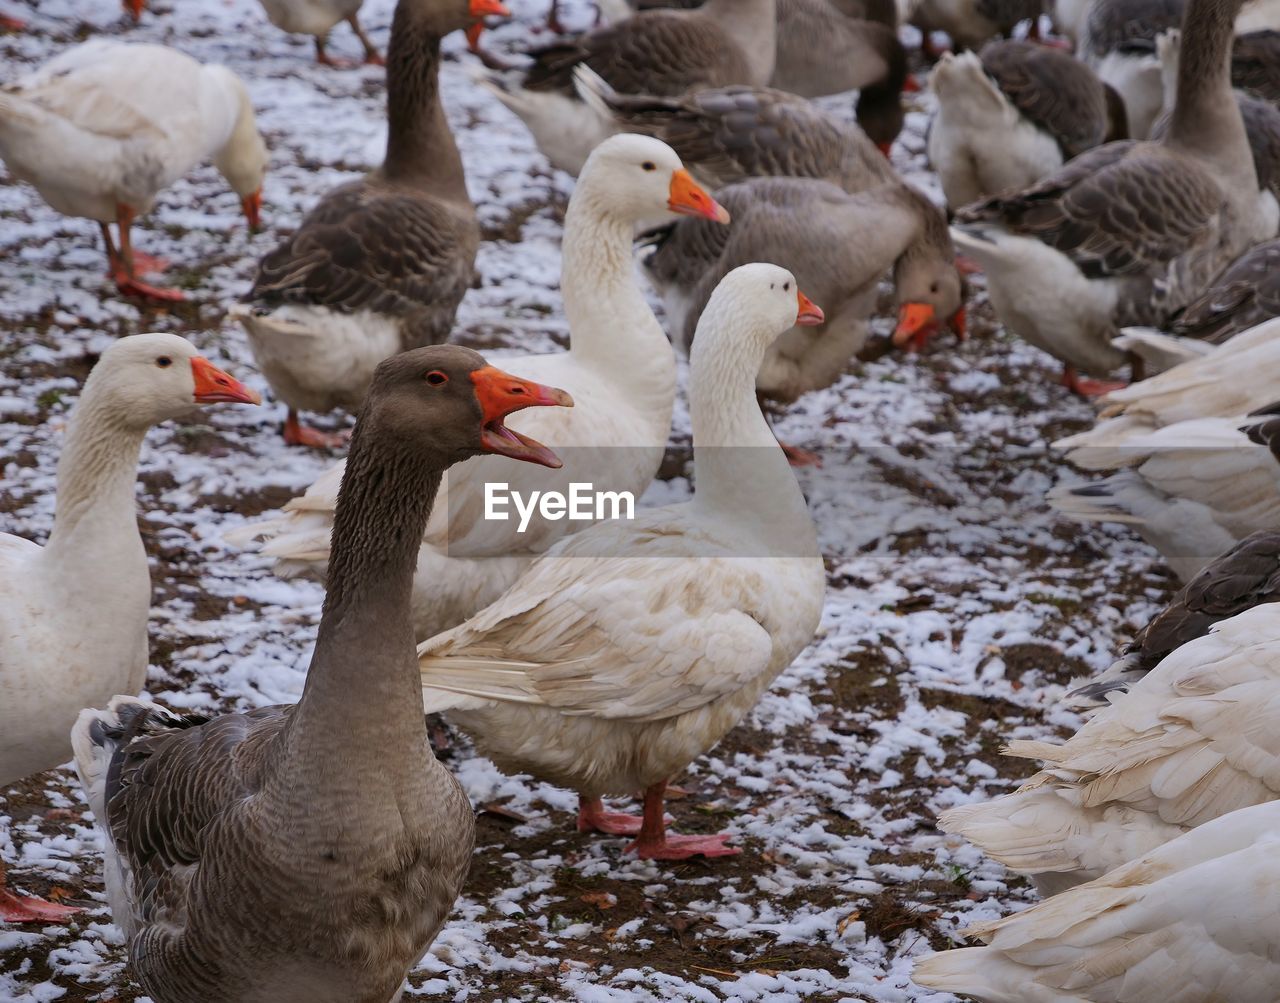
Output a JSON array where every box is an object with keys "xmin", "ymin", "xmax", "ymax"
[
  {"xmin": 1233, "ymin": 31, "xmax": 1280, "ymax": 105},
  {"xmin": 1171, "ymin": 239, "xmax": 1280, "ymax": 343}
]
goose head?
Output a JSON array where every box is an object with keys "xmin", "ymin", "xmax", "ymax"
[
  {"xmin": 576, "ymin": 134, "xmax": 731, "ymax": 226},
  {"xmin": 929, "ymin": 51, "xmax": 1009, "ymax": 125},
  {"xmin": 360, "ymin": 344, "xmax": 573, "ymax": 469},
  {"xmin": 891, "ymin": 249, "xmax": 967, "ymax": 352},
  {"xmin": 701, "ymin": 263, "xmax": 825, "ymax": 355},
  {"xmin": 208, "ymin": 70, "xmax": 269, "ymax": 232},
  {"xmin": 87, "ymin": 333, "xmax": 260, "ymax": 428}
]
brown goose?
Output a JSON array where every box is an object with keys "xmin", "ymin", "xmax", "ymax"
[
  {"xmin": 928, "ymin": 40, "xmax": 1126, "ymax": 209},
  {"xmin": 1233, "ymin": 29, "xmax": 1280, "ymax": 102},
  {"xmin": 769, "ymin": 0, "xmax": 912, "ymax": 152},
  {"xmin": 230, "ymin": 0, "xmax": 508, "ymax": 448},
  {"xmin": 904, "ymin": 0, "xmax": 1043, "ymax": 51},
  {"xmin": 951, "ymin": 0, "xmax": 1262, "ymax": 396},
  {"xmin": 573, "ymin": 69, "xmax": 895, "ymax": 191},
  {"xmin": 1065, "ymin": 529, "xmax": 1280, "ymax": 710},
  {"xmin": 1168, "ymin": 239, "xmax": 1280, "ymax": 344},
  {"xmin": 480, "ymin": 0, "xmax": 776, "ymax": 174},
  {"xmin": 643, "ymin": 177, "xmax": 964, "ymax": 412},
  {"xmin": 71, "ymin": 346, "xmax": 572, "ymax": 1003}
]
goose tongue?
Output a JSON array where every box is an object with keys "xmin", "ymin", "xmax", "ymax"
[{"xmin": 470, "ymin": 366, "xmax": 574, "ymax": 469}]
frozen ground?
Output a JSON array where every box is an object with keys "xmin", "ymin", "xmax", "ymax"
[{"xmin": 0, "ymin": 2, "xmax": 1174, "ymax": 1000}]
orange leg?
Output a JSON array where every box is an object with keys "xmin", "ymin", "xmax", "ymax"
[
  {"xmin": 577, "ymin": 796, "xmax": 645, "ymax": 835},
  {"xmin": 625, "ymin": 781, "xmax": 740, "ymax": 860},
  {"xmin": 284, "ymin": 409, "xmax": 351, "ymax": 449},
  {"xmin": 1061, "ymin": 364, "xmax": 1127, "ymax": 397},
  {"xmin": 313, "ymin": 35, "xmax": 355, "ymax": 68},
  {"xmin": 346, "ymin": 13, "xmax": 384, "ymax": 65},
  {"xmin": 0, "ymin": 860, "xmax": 80, "ymax": 924},
  {"xmin": 106, "ymin": 206, "xmax": 184, "ymax": 302}
]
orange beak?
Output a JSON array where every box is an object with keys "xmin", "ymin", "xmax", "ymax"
[
  {"xmin": 949, "ymin": 305, "xmax": 967, "ymax": 341},
  {"xmin": 892, "ymin": 302, "xmax": 939, "ymax": 352},
  {"xmin": 191, "ymin": 357, "xmax": 261, "ymax": 405},
  {"xmin": 469, "ymin": 0, "xmax": 510, "ymax": 16},
  {"xmin": 668, "ymin": 169, "xmax": 731, "ymax": 224},
  {"xmin": 875, "ymin": 141, "xmax": 893, "ymax": 159},
  {"xmin": 123, "ymin": 0, "xmax": 143, "ymax": 19},
  {"xmin": 470, "ymin": 365, "xmax": 573, "ymax": 468},
  {"xmin": 903, "ymin": 74, "xmax": 921, "ymax": 93},
  {"xmin": 241, "ymin": 189, "xmax": 263, "ymax": 233},
  {"xmin": 796, "ymin": 289, "xmax": 824, "ymax": 326},
  {"xmin": 466, "ymin": 22, "xmax": 484, "ymax": 50}
]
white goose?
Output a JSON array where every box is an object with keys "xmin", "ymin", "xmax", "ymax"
[
  {"xmin": 915, "ymin": 798, "xmax": 1280, "ymax": 1001},
  {"xmin": 416, "ymin": 263, "xmax": 827, "ymax": 860},
  {"xmin": 0, "ymin": 40, "xmax": 268, "ymax": 302},
  {"xmin": 255, "ymin": 0, "xmax": 384, "ymax": 66},
  {"xmin": 0, "ymin": 334, "xmax": 258, "ymax": 923},
  {"xmin": 229, "ymin": 135, "xmax": 729, "ymax": 641}
]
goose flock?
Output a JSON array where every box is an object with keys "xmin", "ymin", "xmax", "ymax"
[{"xmin": 8, "ymin": 0, "xmax": 1280, "ymax": 998}]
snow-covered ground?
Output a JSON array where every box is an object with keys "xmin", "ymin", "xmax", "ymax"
[{"xmin": 0, "ymin": 2, "xmax": 1174, "ymax": 999}]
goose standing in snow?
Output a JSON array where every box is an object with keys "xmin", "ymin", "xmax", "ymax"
[
  {"xmin": 952, "ymin": 0, "xmax": 1261, "ymax": 396},
  {"xmin": 255, "ymin": 0, "xmax": 384, "ymax": 65},
  {"xmin": 0, "ymin": 40, "xmax": 267, "ymax": 302},
  {"xmin": 228, "ymin": 135, "xmax": 729, "ymax": 641},
  {"xmin": 928, "ymin": 41, "xmax": 1125, "ymax": 209},
  {"xmin": 0, "ymin": 334, "xmax": 259, "ymax": 923},
  {"xmin": 71, "ymin": 347, "xmax": 572, "ymax": 1001},
  {"xmin": 230, "ymin": 0, "xmax": 508, "ymax": 448},
  {"xmin": 915, "ymin": 798, "xmax": 1280, "ymax": 1001},
  {"xmin": 480, "ymin": 0, "xmax": 776, "ymax": 175},
  {"xmin": 643, "ymin": 178, "xmax": 964, "ymax": 412},
  {"xmin": 416, "ymin": 264, "xmax": 826, "ymax": 859}
]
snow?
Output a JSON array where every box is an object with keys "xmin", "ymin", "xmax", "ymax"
[{"xmin": 0, "ymin": 0, "xmax": 1176, "ymax": 999}]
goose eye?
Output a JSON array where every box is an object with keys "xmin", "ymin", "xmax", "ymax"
[
  {"xmin": 425, "ymin": 370, "xmax": 449, "ymax": 386},
  {"xmin": 783, "ymin": 282, "xmax": 791, "ymax": 291},
  {"xmin": 156, "ymin": 356, "xmax": 173, "ymax": 368},
  {"xmin": 641, "ymin": 161, "xmax": 656, "ymax": 172},
  {"xmin": 930, "ymin": 282, "xmax": 939, "ymax": 294}
]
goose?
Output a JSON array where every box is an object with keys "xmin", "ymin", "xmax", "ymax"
[
  {"xmin": 951, "ymin": 0, "xmax": 1261, "ymax": 397},
  {"xmin": 1233, "ymin": 29, "xmax": 1280, "ymax": 102},
  {"xmin": 227, "ymin": 135, "xmax": 730, "ymax": 642},
  {"xmin": 255, "ymin": 0, "xmax": 383, "ymax": 65},
  {"xmin": 478, "ymin": 0, "xmax": 777, "ymax": 176},
  {"xmin": 903, "ymin": 0, "xmax": 1044, "ymax": 52},
  {"xmin": 0, "ymin": 40, "xmax": 267, "ymax": 303},
  {"xmin": 70, "ymin": 347, "xmax": 571, "ymax": 1001},
  {"xmin": 0, "ymin": 333, "xmax": 259, "ymax": 924},
  {"xmin": 1080, "ymin": 0, "xmax": 1185, "ymax": 140},
  {"xmin": 416, "ymin": 264, "xmax": 827, "ymax": 860},
  {"xmin": 573, "ymin": 67, "xmax": 896, "ymax": 190},
  {"xmin": 230, "ymin": 0, "xmax": 508, "ymax": 448},
  {"xmin": 769, "ymin": 0, "xmax": 913, "ymax": 153},
  {"xmin": 642, "ymin": 177, "xmax": 964, "ymax": 409},
  {"xmin": 915, "ymin": 798, "xmax": 1280, "ymax": 1001},
  {"xmin": 934, "ymin": 600, "xmax": 1280, "ymax": 900},
  {"xmin": 1066, "ymin": 529, "xmax": 1280, "ymax": 710},
  {"xmin": 928, "ymin": 41, "xmax": 1125, "ymax": 210}
]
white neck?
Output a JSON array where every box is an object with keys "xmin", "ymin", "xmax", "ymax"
[
  {"xmin": 43, "ymin": 388, "xmax": 149, "ymax": 576},
  {"xmin": 688, "ymin": 300, "xmax": 815, "ymax": 554},
  {"xmin": 706, "ymin": 0, "xmax": 777, "ymax": 83},
  {"xmin": 560, "ymin": 187, "xmax": 677, "ymax": 410}
]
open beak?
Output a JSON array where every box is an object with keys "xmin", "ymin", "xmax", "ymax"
[
  {"xmin": 892, "ymin": 302, "xmax": 939, "ymax": 352},
  {"xmin": 123, "ymin": 0, "xmax": 143, "ymax": 19},
  {"xmin": 796, "ymin": 289, "xmax": 824, "ymax": 326},
  {"xmin": 191, "ymin": 357, "xmax": 262, "ymax": 405},
  {"xmin": 241, "ymin": 189, "xmax": 263, "ymax": 233},
  {"xmin": 668, "ymin": 169, "xmax": 731, "ymax": 224},
  {"xmin": 471, "ymin": 365, "xmax": 573, "ymax": 469}
]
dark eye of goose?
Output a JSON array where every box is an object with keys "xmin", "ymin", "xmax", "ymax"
[
  {"xmin": 641, "ymin": 161, "xmax": 656, "ymax": 172},
  {"xmin": 156, "ymin": 356, "xmax": 173, "ymax": 368},
  {"xmin": 783, "ymin": 282, "xmax": 791, "ymax": 291},
  {"xmin": 425, "ymin": 370, "xmax": 448, "ymax": 386},
  {"xmin": 930, "ymin": 282, "xmax": 939, "ymax": 294}
]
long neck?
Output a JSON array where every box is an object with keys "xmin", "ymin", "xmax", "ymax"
[
  {"xmin": 560, "ymin": 189, "xmax": 676, "ymax": 409},
  {"xmin": 44, "ymin": 387, "xmax": 149, "ymax": 566},
  {"xmin": 277, "ymin": 419, "xmax": 444, "ymax": 789},
  {"xmin": 688, "ymin": 307, "xmax": 815, "ymax": 553},
  {"xmin": 704, "ymin": 0, "xmax": 776, "ymax": 81},
  {"xmin": 381, "ymin": 1, "xmax": 467, "ymax": 200},
  {"xmin": 1167, "ymin": 0, "xmax": 1249, "ymax": 172}
]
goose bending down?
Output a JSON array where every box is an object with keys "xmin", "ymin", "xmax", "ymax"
[
  {"xmin": 643, "ymin": 177, "xmax": 964, "ymax": 408},
  {"xmin": 417, "ymin": 264, "xmax": 826, "ymax": 860},
  {"xmin": 951, "ymin": 0, "xmax": 1261, "ymax": 397},
  {"xmin": 770, "ymin": 0, "xmax": 913, "ymax": 152},
  {"xmin": 479, "ymin": 0, "xmax": 776, "ymax": 175},
  {"xmin": 1066, "ymin": 529, "xmax": 1280, "ymax": 709},
  {"xmin": 935, "ymin": 601, "xmax": 1280, "ymax": 902},
  {"xmin": 915, "ymin": 798, "xmax": 1280, "ymax": 1001},
  {"xmin": 71, "ymin": 347, "xmax": 572, "ymax": 1001},
  {"xmin": 928, "ymin": 41, "xmax": 1125, "ymax": 210},
  {"xmin": 0, "ymin": 334, "xmax": 258, "ymax": 924},
  {"xmin": 230, "ymin": 0, "xmax": 507, "ymax": 448},
  {"xmin": 256, "ymin": 0, "xmax": 383, "ymax": 65},
  {"xmin": 573, "ymin": 67, "xmax": 896, "ymax": 190},
  {"xmin": 228, "ymin": 136, "xmax": 729, "ymax": 642},
  {"xmin": 0, "ymin": 40, "xmax": 267, "ymax": 303}
]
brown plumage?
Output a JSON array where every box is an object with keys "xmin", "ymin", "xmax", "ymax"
[
  {"xmin": 1233, "ymin": 30, "xmax": 1280, "ymax": 104},
  {"xmin": 1170, "ymin": 239, "xmax": 1280, "ymax": 343},
  {"xmin": 72, "ymin": 345, "xmax": 573, "ymax": 1003}
]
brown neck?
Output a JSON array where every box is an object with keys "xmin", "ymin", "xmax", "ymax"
[
  {"xmin": 381, "ymin": 0, "xmax": 468, "ymax": 200},
  {"xmin": 1168, "ymin": 0, "xmax": 1246, "ymax": 157}
]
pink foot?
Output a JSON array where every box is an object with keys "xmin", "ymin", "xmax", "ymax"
[
  {"xmin": 114, "ymin": 273, "xmax": 186, "ymax": 303},
  {"xmin": 0, "ymin": 14, "xmax": 24, "ymax": 30},
  {"xmin": 129, "ymin": 250, "xmax": 170, "ymax": 275},
  {"xmin": 1061, "ymin": 367, "xmax": 1127, "ymax": 397},
  {"xmin": 363, "ymin": 52, "xmax": 386, "ymax": 66},
  {"xmin": 781, "ymin": 443, "xmax": 822, "ymax": 468},
  {"xmin": 283, "ymin": 416, "xmax": 350, "ymax": 449},
  {"xmin": 578, "ymin": 809, "xmax": 645, "ymax": 835},
  {"xmin": 0, "ymin": 888, "xmax": 81, "ymax": 924},
  {"xmin": 626, "ymin": 832, "xmax": 740, "ymax": 860}
]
